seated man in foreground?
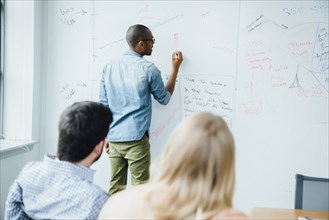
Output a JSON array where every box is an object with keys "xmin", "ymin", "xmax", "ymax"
[{"xmin": 5, "ymin": 101, "xmax": 113, "ymax": 220}]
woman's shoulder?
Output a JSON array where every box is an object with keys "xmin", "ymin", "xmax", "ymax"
[
  {"xmin": 213, "ymin": 208, "xmax": 248, "ymax": 220},
  {"xmin": 102, "ymin": 184, "xmax": 150, "ymax": 206},
  {"xmin": 98, "ymin": 184, "xmax": 151, "ymax": 219}
]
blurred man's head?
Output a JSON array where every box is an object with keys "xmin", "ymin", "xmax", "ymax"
[{"xmin": 57, "ymin": 101, "xmax": 112, "ymax": 163}]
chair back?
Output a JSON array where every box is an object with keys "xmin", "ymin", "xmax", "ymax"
[{"xmin": 295, "ymin": 174, "xmax": 329, "ymax": 211}]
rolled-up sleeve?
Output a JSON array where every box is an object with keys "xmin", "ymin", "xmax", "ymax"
[{"xmin": 148, "ymin": 64, "xmax": 171, "ymax": 105}]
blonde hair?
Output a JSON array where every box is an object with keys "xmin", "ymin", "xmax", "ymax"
[{"xmin": 146, "ymin": 112, "xmax": 235, "ymax": 219}]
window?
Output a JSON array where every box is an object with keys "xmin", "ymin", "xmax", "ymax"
[{"xmin": 0, "ymin": 0, "xmax": 39, "ymax": 155}]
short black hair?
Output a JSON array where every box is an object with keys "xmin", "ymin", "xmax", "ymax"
[
  {"xmin": 126, "ymin": 24, "xmax": 150, "ymax": 47},
  {"xmin": 57, "ymin": 101, "xmax": 113, "ymax": 162}
]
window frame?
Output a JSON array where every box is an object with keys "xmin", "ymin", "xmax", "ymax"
[{"xmin": 0, "ymin": 0, "xmax": 5, "ymax": 139}]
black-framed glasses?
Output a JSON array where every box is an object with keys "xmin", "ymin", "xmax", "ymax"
[{"xmin": 141, "ymin": 38, "xmax": 155, "ymax": 44}]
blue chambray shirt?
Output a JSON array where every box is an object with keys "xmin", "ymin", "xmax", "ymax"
[
  {"xmin": 4, "ymin": 155, "xmax": 108, "ymax": 220},
  {"xmin": 99, "ymin": 50, "xmax": 171, "ymax": 142}
]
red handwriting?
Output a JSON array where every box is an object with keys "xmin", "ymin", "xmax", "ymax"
[
  {"xmin": 173, "ymin": 33, "xmax": 179, "ymax": 49},
  {"xmin": 269, "ymin": 65, "xmax": 288, "ymax": 73},
  {"xmin": 288, "ymin": 41, "xmax": 313, "ymax": 57},
  {"xmin": 150, "ymin": 108, "xmax": 179, "ymax": 138},
  {"xmin": 245, "ymin": 51, "xmax": 272, "ymax": 71},
  {"xmin": 297, "ymin": 87, "xmax": 325, "ymax": 97},
  {"xmin": 200, "ymin": 11, "xmax": 210, "ymax": 18},
  {"xmin": 242, "ymin": 101, "xmax": 263, "ymax": 115},
  {"xmin": 137, "ymin": 5, "xmax": 150, "ymax": 14}
]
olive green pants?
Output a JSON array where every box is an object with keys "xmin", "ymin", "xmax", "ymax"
[{"xmin": 108, "ymin": 135, "xmax": 150, "ymax": 195}]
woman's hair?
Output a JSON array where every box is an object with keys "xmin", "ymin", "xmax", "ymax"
[{"xmin": 146, "ymin": 112, "xmax": 236, "ymax": 219}]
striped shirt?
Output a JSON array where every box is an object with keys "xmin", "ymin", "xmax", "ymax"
[{"xmin": 4, "ymin": 155, "xmax": 108, "ymax": 220}]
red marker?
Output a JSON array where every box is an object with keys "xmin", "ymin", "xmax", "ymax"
[{"xmin": 175, "ymin": 51, "xmax": 179, "ymax": 61}]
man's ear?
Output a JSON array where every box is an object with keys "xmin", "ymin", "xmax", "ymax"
[
  {"xmin": 94, "ymin": 140, "xmax": 104, "ymax": 155},
  {"xmin": 137, "ymin": 40, "xmax": 144, "ymax": 48}
]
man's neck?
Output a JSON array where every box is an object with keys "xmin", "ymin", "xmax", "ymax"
[{"xmin": 55, "ymin": 156, "xmax": 91, "ymax": 168}]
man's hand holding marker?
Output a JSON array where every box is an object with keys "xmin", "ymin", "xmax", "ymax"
[{"xmin": 172, "ymin": 50, "xmax": 183, "ymax": 67}]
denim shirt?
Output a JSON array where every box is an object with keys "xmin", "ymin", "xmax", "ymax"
[{"xmin": 99, "ymin": 50, "xmax": 171, "ymax": 142}]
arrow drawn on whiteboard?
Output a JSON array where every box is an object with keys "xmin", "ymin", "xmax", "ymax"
[
  {"xmin": 76, "ymin": 83, "xmax": 87, "ymax": 87},
  {"xmin": 75, "ymin": 9, "xmax": 87, "ymax": 15},
  {"xmin": 281, "ymin": 24, "xmax": 288, "ymax": 29},
  {"xmin": 247, "ymin": 14, "xmax": 288, "ymax": 33},
  {"xmin": 264, "ymin": 20, "xmax": 288, "ymax": 30}
]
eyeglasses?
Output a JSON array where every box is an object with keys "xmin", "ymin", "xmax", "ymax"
[{"xmin": 141, "ymin": 38, "xmax": 155, "ymax": 44}]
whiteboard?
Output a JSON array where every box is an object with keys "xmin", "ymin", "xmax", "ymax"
[{"xmin": 44, "ymin": 1, "xmax": 328, "ymax": 211}]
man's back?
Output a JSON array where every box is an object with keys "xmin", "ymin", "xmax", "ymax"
[
  {"xmin": 100, "ymin": 50, "xmax": 171, "ymax": 142},
  {"xmin": 5, "ymin": 155, "xmax": 108, "ymax": 220}
]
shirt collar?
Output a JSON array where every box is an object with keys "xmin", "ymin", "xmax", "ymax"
[
  {"xmin": 124, "ymin": 50, "xmax": 142, "ymax": 57},
  {"xmin": 44, "ymin": 155, "xmax": 95, "ymax": 182}
]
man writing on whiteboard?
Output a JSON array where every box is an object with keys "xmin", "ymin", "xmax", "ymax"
[{"xmin": 99, "ymin": 24, "xmax": 183, "ymax": 195}]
